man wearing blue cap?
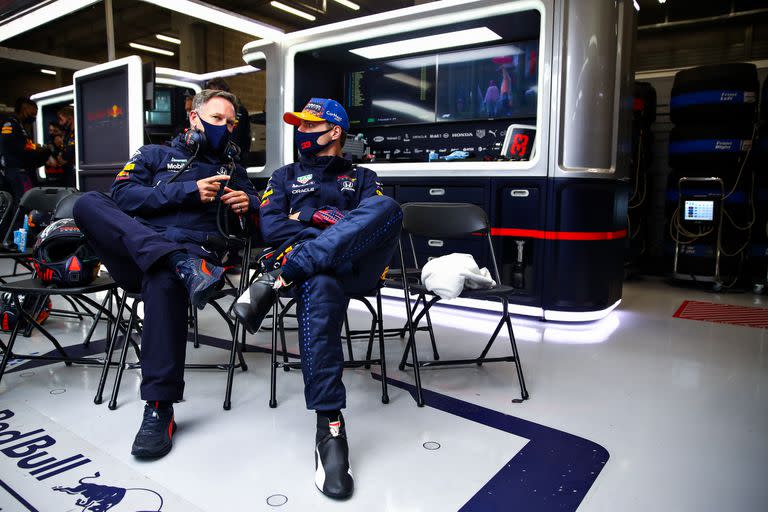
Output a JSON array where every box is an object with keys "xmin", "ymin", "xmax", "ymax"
[{"xmin": 234, "ymin": 98, "xmax": 402, "ymax": 500}]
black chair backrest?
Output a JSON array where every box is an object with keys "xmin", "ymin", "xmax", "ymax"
[
  {"xmin": 19, "ymin": 187, "xmax": 77, "ymax": 213},
  {"xmin": 401, "ymin": 202, "xmax": 489, "ymax": 238},
  {"xmin": 52, "ymin": 191, "xmax": 83, "ymax": 220}
]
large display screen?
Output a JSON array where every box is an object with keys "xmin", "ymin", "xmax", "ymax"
[
  {"xmin": 345, "ymin": 57, "xmax": 436, "ymax": 129},
  {"xmin": 344, "ymin": 41, "xmax": 538, "ymax": 128},
  {"xmin": 436, "ymin": 42, "xmax": 538, "ymax": 122},
  {"xmin": 77, "ymin": 68, "xmax": 130, "ymax": 168}
]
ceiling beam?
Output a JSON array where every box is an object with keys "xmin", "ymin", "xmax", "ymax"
[{"xmin": 0, "ymin": 46, "xmax": 96, "ymax": 69}]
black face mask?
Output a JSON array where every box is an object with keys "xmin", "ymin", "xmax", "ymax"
[
  {"xmin": 199, "ymin": 117, "xmax": 232, "ymax": 155},
  {"xmin": 295, "ymin": 128, "xmax": 334, "ymax": 157}
]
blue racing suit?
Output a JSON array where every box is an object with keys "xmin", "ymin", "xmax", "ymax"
[
  {"xmin": 73, "ymin": 135, "xmax": 259, "ymax": 400},
  {"xmin": 261, "ymin": 155, "xmax": 402, "ymax": 411}
]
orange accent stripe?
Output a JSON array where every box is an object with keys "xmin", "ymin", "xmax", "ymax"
[
  {"xmin": 490, "ymin": 228, "xmax": 627, "ymax": 241},
  {"xmin": 201, "ymin": 260, "xmax": 212, "ymax": 276}
]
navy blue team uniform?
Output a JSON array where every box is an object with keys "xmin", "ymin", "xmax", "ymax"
[
  {"xmin": 0, "ymin": 115, "xmax": 48, "ymax": 199},
  {"xmin": 259, "ymin": 155, "xmax": 402, "ymax": 411},
  {"xmin": 73, "ymin": 135, "xmax": 259, "ymax": 401}
]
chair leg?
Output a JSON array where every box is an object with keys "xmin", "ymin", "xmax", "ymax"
[
  {"xmin": 108, "ymin": 305, "xmax": 138, "ymax": 410},
  {"xmin": 476, "ymin": 316, "xmax": 506, "ymax": 366},
  {"xmin": 397, "ymin": 248, "xmax": 424, "ymax": 406},
  {"xmin": 269, "ymin": 300, "xmax": 279, "ymax": 408},
  {"xmin": 223, "ymin": 319, "xmax": 241, "ymax": 411},
  {"xmin": 192, "ymin": 307, "xmax": 200, "ymax": 348},
  {"xmin": 423, "ymin": 304, "xmax": 439, "ymax": 360},
  {"xmin": 17, "ymin": 295, "xmax": 71, "ymax": 363},
  {"xmin": 278, "ymin": 300, "xmax": 292, "ymax": 371},
  {"xmin": 95, "ymin": 290, "xmax": 127, "ymax": 404},
  {"xmin": 343, "ymin": 311, "xmax": 355, "ymax": 361},
  {"xmin": 237, "ymin": 327, "xmax": 248, "ymax": 371},
  {"xmin": 503, "ymin": 300, "xmax": 529, "ymax": 401},
  {"xmin": 376, "ymin": 290, "xmax": 389, "ymax": 404},
  {"xmin": 0, "ymin": 308, "xmax": 25, "ymax": 387},
  {"xmin": 360, "ymin": 298, "xmax": 377, "ymax": 370},
  {"xmin": 82, "ymin": 291, "xmax": 111, "ymax": 348}
]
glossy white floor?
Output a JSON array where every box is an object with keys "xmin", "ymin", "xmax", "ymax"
[{"xmin": 0, "ymin": 267, "xmax": 766, "ymax": 512}]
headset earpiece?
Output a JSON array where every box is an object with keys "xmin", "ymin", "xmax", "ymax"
[{"xmin": 183, "ymin": 128, "xmax": 207, "ymax": 154}]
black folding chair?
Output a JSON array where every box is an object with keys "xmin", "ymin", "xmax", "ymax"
[
  {"xmin": 397, "ymin": 202, "xmax": 529, "ymax": 407},
  {"xmin": 0, "ymin": 187, "xmax": 77, "ymax": 282},
  {"xmin": 0, "ymin": 276, "xmax": 118, "ymax": 387},
  {"xmin": 268, "ymin": 283, "xmax": 389, "ymax": 408},
  {"xmin": 0, "ymin": 192, "xmax": 120, "ymax": 387},
  {"xmin": 97, "ymin": 212, "xmax": 255, "ymax": 411}
]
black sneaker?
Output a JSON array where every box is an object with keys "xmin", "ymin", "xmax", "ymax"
[
  {"xmin": 131, "ymin": 402, "xmax": 176, "ymax": 458},
  {"xmin": 174, "ymin": 257, "xmax": 225, "ymax": 309},
  {"xmin": 233, "ymin": 269, "xmax": 286, "ymax": 334},
  {"xmin": 315, "ymin": 414, "xmax": 354, "ymax": 499}
]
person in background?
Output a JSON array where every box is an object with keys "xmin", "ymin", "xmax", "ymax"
[
  {"xmin": 0, "ymin": 98, "xmax": 49, "ymax": 201},
  {"xmin": 44, "ymin": 121, "xmax": 65, "ymax": 184},
  {"xmin": 173, "ymin": 90, "xmax": 195, "ymax": 138},
  {"xmin": 56, "ymin": 106, "xmax": 76, "ymax": 188}
]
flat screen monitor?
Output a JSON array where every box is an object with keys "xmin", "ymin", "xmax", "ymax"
[
  {"xmin": 76, "ymin": 67, "xmax": 130, "ymax": 169},
  {"xmin": 436, "ymin": 41, "xmax": 538, "ymax": 122},
  {"xmin": 343, "ymin": 41, "xmax": 538, "ymax": 129},
  {"xmin": 345, "ymin": 56, "xmax": 436, "ymax": 128},
  {"xmin": 684, "ymin": 200, "xmax": 715, "ymax": 222}
]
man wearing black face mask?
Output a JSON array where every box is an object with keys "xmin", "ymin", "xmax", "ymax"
[
  {"xmin": 72, "ymin": 89, "xmax": 259, "ymax": 459},
  {"xmin": 233, "ymin": 98, "xmax": 402, "ymax": 500},
  {"xmin": 55, "ymin": 106, "xmax": 76, "ymax": 188},
  {"xmin": 0, "ymin": 98, "xmax": 50, "ymax": 201}
]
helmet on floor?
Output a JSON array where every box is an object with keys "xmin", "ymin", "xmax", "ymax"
[
  {"xmin": 32, "ymin": 218, "xmax": 101, "ymax": 286},
  {"xmin": 0, "ymin": 292, "xmax": 52, "ymax": 331}
]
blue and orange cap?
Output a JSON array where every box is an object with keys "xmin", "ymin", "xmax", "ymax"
[{"xmin": 283, "ymin": 98, "xmax": 349, "ymax": 131}]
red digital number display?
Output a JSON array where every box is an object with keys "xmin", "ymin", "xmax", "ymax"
[{"xmin": 510, "ymin": 134, "xmax": 530, "ymax": 157}]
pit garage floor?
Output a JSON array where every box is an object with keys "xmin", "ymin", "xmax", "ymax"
[{"xmin": 0, "ymin": 262, "xmax": 766, "ymax": 512}]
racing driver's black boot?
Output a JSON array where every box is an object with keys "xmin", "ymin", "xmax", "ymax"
[
  {"xmin": 233, "ymin": 269, "xmax": 288, "ymax": 334},
  {"xmin": 315, "ymin": 412, "xmax": 354, "ymax": 499}
]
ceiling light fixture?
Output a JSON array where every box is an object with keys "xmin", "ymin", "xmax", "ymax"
[
  {"xmin": 350, "ymin": 27, "xmax": 502, "ymax": 60},
  {"xmin": 40, "ymin": 69, "xmax": 57, "ymax": 75},
  {"xmin": 140, "ymin": 0, "xmax": 284, "ymax": 41},
  {"xmin": 0, "ymin": 0, "xmax": 99, "ymax": 43},
  {"xmin": 270, "ymin": 1, "xmax": 316, "ymax": 21},
  {"xmin": 156, "ymin": 34, "xmax": 181, "ymax": 44},
  {"xmin": 129, "ymin": 42, "xmax": 175, "ymax": 56},
  {"xmin": 332, "ymin": 0, "xmax": 360, "ymax": 11}
]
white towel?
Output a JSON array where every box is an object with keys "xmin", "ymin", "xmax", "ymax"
[{"xmin": 421, "ymin": 253, "xmax": 496, "ymax": 300}]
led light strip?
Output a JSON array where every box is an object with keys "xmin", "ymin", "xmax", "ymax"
[
  {"xmin": 349, "ymin": 27, "xmax": 502, "ymax": 60},
  {"xmin": 156, "ymin": 34, "xmax": 181, "ymax": 44},
  {"xmin": 129, "ymin": 42, "xmax": 174, "ymax": 56},
  {"xmin": 271, "ymin": 1, "xmax": 316, "ymax": 21},
  {"xmin": 379, "ymin": 287, "xmax": 621, "ymax": 323}
]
